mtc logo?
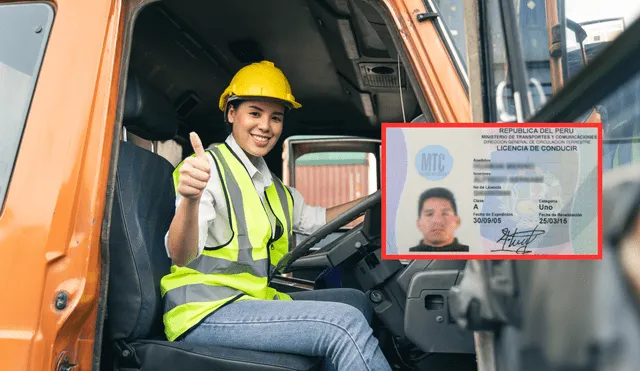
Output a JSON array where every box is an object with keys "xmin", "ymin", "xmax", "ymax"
[
  {"xmin": 415, "ymin": 145, "xmax": 452, "ymax": 181},
  {"xmin": 421, "ymin": 152, "xmax": 446, "ymax": 172}
]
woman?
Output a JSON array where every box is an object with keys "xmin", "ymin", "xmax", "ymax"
[{"xmin": 162, "ymin": 60, "xmax": 392, "ymax": 371}]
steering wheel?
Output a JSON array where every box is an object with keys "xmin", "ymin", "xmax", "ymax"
[{"xmin": 272, "ymin": 189, "xmax": 381, "ymax": 276}]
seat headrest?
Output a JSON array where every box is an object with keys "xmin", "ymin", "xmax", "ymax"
[{"xmin": 123, "ymin": 74, "xmax": 178, "ymax": 141}]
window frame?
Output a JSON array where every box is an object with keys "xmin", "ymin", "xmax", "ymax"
[
  {"xmin": 422, "ymin": 0, "xmax": 471, "ymax": 92},
  {"xmin": 0, "ymin": 2, "xmax": 55, "ymax": 211},
  {"xmin": 283, "ymin": 135, "xmax": 381, "ymax": 231}
]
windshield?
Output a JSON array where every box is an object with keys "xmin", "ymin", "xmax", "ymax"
[
  {"xmin": 561, "ymin": 0, "xmax": 640, "ymax": 170},
  {"xmin": 445, "ymin": 0, "xmax": 640, "ymax": 171}
]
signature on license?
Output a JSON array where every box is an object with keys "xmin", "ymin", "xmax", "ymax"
[{"xmin": 490, "ymin": 225, "xmax": 545, "ymax": 254}]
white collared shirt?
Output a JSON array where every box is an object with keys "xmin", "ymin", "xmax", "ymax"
[{"xmin": 165, "ymin": 134, "xmax": 327, "ymax": 258}]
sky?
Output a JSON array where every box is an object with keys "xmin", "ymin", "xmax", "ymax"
[{"xmin": 565, "ymin": 0, "xmax": 640, "ymax": 27}]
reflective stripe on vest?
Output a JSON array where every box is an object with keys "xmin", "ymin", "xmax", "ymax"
[{"xmin": 161, "ymin": 143, "xmax": 294, "ymax": 342}]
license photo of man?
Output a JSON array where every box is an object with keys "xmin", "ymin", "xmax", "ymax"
[{"xmin": 409, "ymin": 187, "xmax": 470, "ymax": 252}]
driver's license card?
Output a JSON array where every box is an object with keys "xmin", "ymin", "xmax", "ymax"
[{"xmin": 382, "ymin": 123, "xmax": 602, "ymax": 260}]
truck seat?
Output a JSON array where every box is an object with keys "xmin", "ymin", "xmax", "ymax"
[{"xmin": 105, "ymin": 73, "xmax": 322, "ymax": 370}]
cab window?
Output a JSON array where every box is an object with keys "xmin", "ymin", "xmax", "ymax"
[
  {"xmin": 0, "ymin": 3, "xmax": 54, "ymax": 209},
  {"xmin": 561, "ymin": 1, "xmax": 640, "ymax": 170},
  {"xmin": 434, "ymin": 0, "xmax": 468, "ymax": 72},
  {"xmin": 482, "ymin": 0, "xmax": 554, "ymax": 122},
  {"xmin": 475, "ymin": 0, "xmax": 640, "ymax": 170},
  {"xmin": 294, "ymin": 151, "xmax": 378, "ymax": 228}
]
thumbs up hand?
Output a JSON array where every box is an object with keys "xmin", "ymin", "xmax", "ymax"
[{"xmin": 177, "ymin": 132, "xmax": 212, "ymax": 200}]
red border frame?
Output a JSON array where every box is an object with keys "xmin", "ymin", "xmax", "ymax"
[{"xmin": 381, "ymin": 122, "xmax": 603, "ymax": 260}]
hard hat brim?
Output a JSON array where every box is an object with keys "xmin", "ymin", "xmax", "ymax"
[{"xmin": 224, "ymin": 95, "xmax": 302, "ymax": 111}]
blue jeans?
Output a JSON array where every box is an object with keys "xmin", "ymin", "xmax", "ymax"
[{"xmin": 182, "ymin": 288, "xmax": 392, "ymax": 371}]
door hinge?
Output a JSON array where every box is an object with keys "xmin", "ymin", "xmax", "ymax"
[
  {"xmin": 416, "ymin": 12, "xmax": 439, "ymax": 22},
  {"xmin": 55, "ymin": 351, "xmax": 78, "ymax": 371}
]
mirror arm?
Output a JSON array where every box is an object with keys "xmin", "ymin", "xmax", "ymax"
[{"xmin": 545, "ymin": 0, "xmax": 564, "ymax": 92}]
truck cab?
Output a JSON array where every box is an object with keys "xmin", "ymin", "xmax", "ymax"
[
  {"xmin": 0, "ymin": 0, "xmax": 474, "ymax": 370},
  {"xmin": 4, "ymin": 0, "xmax": 639, "ymax": 370}
]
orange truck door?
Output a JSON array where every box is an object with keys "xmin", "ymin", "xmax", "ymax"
[
  {"xmin": 0, "ymin": 0, "xmax": 126, "ymax": 370},
  {"xmin": 380, "ymin": 0, "xmax": 471, "ymax": 122}
]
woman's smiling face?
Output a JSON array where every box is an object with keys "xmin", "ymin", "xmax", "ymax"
[{"xmin": 228, "ymin": 99, "xmax": 286, "ymax": 157}]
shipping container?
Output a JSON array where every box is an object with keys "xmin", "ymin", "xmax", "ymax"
[
  {"xmin": 294, "ymin": 152, "xmax": 377, "ymax": 228},
  {"xmin": 295, "ymin": 164, "xmax": 370, "ymax": 207}
]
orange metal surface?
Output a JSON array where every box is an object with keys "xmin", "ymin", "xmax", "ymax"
[
  {"xmin": 0, "ymin": 0, "xmax": 125, "ymax": 370},
  {"xmin": 382, "ymin": 0, "xmax": 471, "ymax": 123},
  {"xmin": 545, "ymin": 0, "xmax": 563, "ymax": 93}
]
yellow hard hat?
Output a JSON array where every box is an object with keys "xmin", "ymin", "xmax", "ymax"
[{"xmin": 218, "ymin": 60, "xmax": 302, "ymax": 112}]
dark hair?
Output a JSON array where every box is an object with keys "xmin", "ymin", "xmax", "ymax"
[
  {"xmin": 225, "ymin": 99, "xmax": 242, "ymax": 123},
  {"xmin": 228, "ymin": 99, "xmax": 243, "ymax": 111},
  {"xmin": 418, "ymin": 187, "xmax": 457, "ymax": 216}
]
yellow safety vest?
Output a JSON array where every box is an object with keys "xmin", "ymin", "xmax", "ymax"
[{"xmin": 161, "ymin": 143, "xmax": 295, "ymax": 341}]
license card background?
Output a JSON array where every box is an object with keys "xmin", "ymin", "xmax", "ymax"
[{"xmin": 384, "ymin": 127, "xmax": 599, "ymax": 255}]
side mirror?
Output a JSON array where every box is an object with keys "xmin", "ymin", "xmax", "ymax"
[
  {"xmin": 551, "ymin": 16, "xmax": 589, "ymax": 82},
  {"xmin": 565, "ymin": 18, "xmax": 589, "ymax": 70},
  {"xmin": 566, "ymin": 18, "xmax": 587, "ymax": 44}
]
